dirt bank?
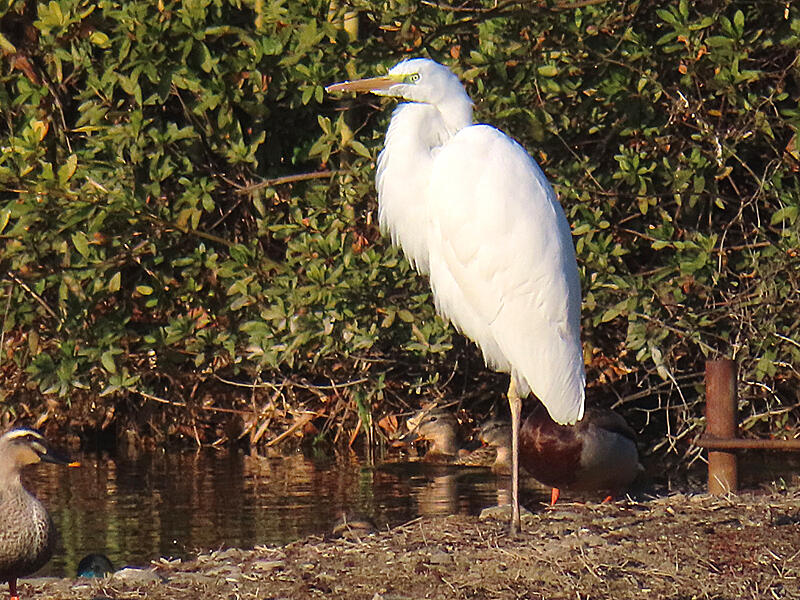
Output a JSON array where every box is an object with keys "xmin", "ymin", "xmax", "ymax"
[{"xmin": 22, "ymin": 485, "xmax": 800, "ymax": 599}]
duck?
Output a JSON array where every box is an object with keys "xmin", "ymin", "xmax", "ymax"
[
  {"xmin": 403, "ymin": 409, "xmax": 511, "ymax": 473},
  {"xmin": 76, "ymin": 553, "xmax": 114, "ymax": 578},
  {"xmin": 450, "ymin": 419, "xmax": 512, "ymax": 475},
  {"xmin": 401, "ymin": 409, "xmax": 464, "ymax": 463},
  {"xmin": 518, "ymin": 403, "xmax": 642, "ymax": 504},
  {"xmin": 0, "ymin": 428, "xmax": 79, "ymax": 600},
  {"xmin": 475, "ymin": 419, "xmax": 512, "ymax": 475},
  {"xmin": 331, "ymin": 513, "xmax": 378, "ymax": 541}
]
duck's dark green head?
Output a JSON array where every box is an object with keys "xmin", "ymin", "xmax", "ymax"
[{"xmin": 77, "ymin": 553, "xmax": 114, "ymax": 578}]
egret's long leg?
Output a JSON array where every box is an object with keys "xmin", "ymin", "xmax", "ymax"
[{"xmin": 508, "ymin": 377, "xmax": 522, "ymax": 533}]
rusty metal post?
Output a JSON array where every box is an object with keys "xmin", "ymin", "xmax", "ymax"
[{"xmin": 705, "ymin": 359, "xmax": 738, "ymax": 494}]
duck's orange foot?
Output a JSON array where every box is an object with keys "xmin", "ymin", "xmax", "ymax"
[
  {"xmin": 601, "ymin": 495, "xmax": 613, "ymax": 503},
  {"xmin": 550, "ymin": 487, "xmax": 561, "ymax": 506}
]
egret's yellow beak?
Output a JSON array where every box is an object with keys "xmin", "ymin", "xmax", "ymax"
[{"xmin": 325, "ymin": 75, "xmax": 396, "ymax": 94}]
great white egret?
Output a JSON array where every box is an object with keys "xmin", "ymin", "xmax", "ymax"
[{"xmin": 327, "ymin": 58, "xmax": 585, "ymax": 531}]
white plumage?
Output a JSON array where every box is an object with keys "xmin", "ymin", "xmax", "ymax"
[{"xmin": 327, "ymin": 58, "xmax": 585, "ymax": 530}]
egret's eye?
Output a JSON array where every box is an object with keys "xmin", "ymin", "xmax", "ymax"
[{"xmin": 406, "ymin": 73, "xmax": 420, "ymax": 83}]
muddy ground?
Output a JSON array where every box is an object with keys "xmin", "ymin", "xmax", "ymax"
[{"xmin": 23, "ymin": 485, "xmax": 800, "ymax": 599}]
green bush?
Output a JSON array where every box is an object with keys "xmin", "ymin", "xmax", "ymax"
[{"xmin": 0, "ymin": 0, "xmax": 797, "ymax": 453}]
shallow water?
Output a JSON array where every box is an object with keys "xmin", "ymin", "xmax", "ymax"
[
  {"xmin": 23, "ymin": 447, "xmax": 800, "ymax": 578},
  {"xmin": 25, "ymin": 448, "xmax": 539, "ymax": 577}
]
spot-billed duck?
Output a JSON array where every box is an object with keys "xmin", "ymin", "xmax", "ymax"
[
  {"xmin": 456, "ymin": 419, "xmax": 512, "ymax": 475},
  {"xmin": 0, "ymin": 428, "xmax": 79, "ymax": 600},
  {"xmin": 402, "ymin": 410, "xmax": 464, "ymax": 462}
]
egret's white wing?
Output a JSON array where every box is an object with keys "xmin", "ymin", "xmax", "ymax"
[{"xmin": 427, "ymin": 125, "xmax": 585, "ymax": 425}]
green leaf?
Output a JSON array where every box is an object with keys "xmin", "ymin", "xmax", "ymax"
[
  {"xmin": 101, "ymin": 350, "xmax": 117, "ymax": 374},
  {"xmin": 90, "ymin": 31, "xmax": 110, "ymax": 46},
  {"xmin": 349, "ymin": 140, "xmax": 371, "ymax": 158},
  {"xmin": 58, "ymin": 153, "xmax": 78, "ymax": 184},
  {"xmin": 199, "ymin": 42, "xmax": 214, "ymax": 73},
  {"xmin": 0, "ymin": 209, "xmax": 10, "ymax": 235},
  {"xmin": 705, "ymin": 36, "xmax": 733, "ymax": 48},
  {"xmin": 770, "ymin": 205, "xmax": 798, "ymax": 226},
  {"xmin": 0, "ymin": 33, "xmax": 16, "ymax": 54},
  {"xmin": 656, "ymin": 8, "xmax": 676, "ymax": 24},
  {"xmin": 733, "ymin": 9, "xmax": 744, "ymax": 35},
  {"xmin": 397, "ymin": 309, "xmax": 415, "ymax": 323},
  {"xmin": 601, "ymin": 301, "xmax": 628, "ymax": 323},
  {"xmin": 572, "ymin": 223, "xmax": 591, "ymax": 235},
  {"xmin": 537, "ymin": 65, "xmax": 558, "ymax": 77},
  {"xmin": 71, "ymin": 232, "xmax": 90, "ymax": 258},
  {"xmin": 108, "ymin": 272, "xmax": 121, "ymax": 292}
]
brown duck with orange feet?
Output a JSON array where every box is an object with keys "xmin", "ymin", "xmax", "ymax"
[{"xmin": 519, "ymin": 403, "xmax": 642, "ymax": 504}]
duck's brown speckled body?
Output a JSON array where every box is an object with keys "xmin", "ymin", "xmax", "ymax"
[
  {"xmin": 457, "ymin": 419, "xmax": 511, "ymax": 475},
  {"xmin": 0, "ymin": 429, "xmax": 76, "ymax": 600},
  {"xmin": 519, "ymin": 404, "xmax": 641, "ymax": 500},
  {"xmin": 403, "ymin": 410, "xmax": 512, "ymax": 474}
]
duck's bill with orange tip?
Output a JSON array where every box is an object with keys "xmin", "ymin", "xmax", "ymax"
[
  {"xmin": 398, "ymin": 429, "xmax": 425, "ymax": 445},
  {"xmin": 389, "ymin": 431, "xmax": 414, "ymax": 448},
  {"xmin": 325, "ymin": 75, "xmax": 396, "ymax": 94},
  {"xmin": 39, "ymin": 445, "xmax": 80, "ymax": 468}
]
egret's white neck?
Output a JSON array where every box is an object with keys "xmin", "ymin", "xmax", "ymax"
[
  {"xmin": 436, "ymin": 94, "xmax": 473, "ymax": 137},
  {"xmin": 374, "ymin": 91, "xmax": 472, "ymax": 273},
  {"xmin": 387, "ymin": 91, "xmax": 473, "ymax": 155}
]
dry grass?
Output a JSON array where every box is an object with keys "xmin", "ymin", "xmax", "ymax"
[{"xmin": 23, "ymin": 485, "xmax": 800, "ymax": 599}]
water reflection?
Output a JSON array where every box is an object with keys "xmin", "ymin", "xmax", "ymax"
[
  {"xmin": 24, "ymin": 449, "xmax": 538, "ymax": 578},
  {"xmin": 22, "ymin": 448, "xmax": 800, "ymax": 578}
]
